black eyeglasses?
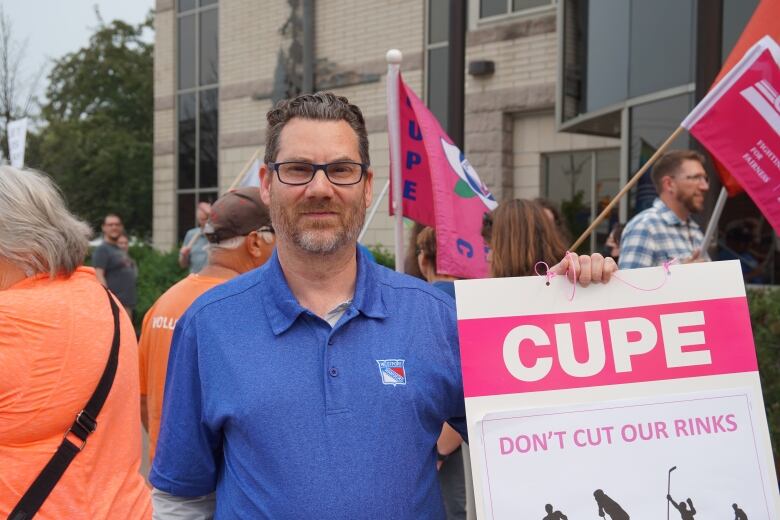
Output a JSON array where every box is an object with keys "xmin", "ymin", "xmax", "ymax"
[{"xmin": 268, "ymin": 161, "xmax": 368, "ymax": 186}]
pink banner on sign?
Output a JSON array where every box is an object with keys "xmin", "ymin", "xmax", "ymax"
[
  {"xmin": 389, "ymin": 74, "xmax": 497, "ymax": 278},
  {"xmin": 687, "ymin": 49, "xmax": 780, "ymax": 233},
  {"xmin": 457, "ymin": 296, "xmax": 757, "ymax": 398}
]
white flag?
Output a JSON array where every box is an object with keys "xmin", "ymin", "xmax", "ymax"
[
  {"xmin": 7, "ymin": 118, "xmax": 28, "ymax": 168},
  {"xmin": 236, "ymin": 158, "xmax": 262, "ymax": 188}
]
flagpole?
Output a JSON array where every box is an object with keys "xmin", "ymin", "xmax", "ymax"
[
  {"xmin": 569, "ymin": 126, "xmax": 685, "ymax": 251},
  {"xmin": 228, "ymin": 148, "xmax": 263, "ymax": 191},
  {"xmin": 359, "ymin": 179, "xmax": 390, "ymax": 243},
  {"xmin": 386, "ymin": 49, "xmax": 405, "ymax": 272},
  {"xmin": 700, "ymin": 186, "xmax": 728, "ymax": 255}
]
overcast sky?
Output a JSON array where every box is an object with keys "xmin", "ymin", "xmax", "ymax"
[{"xmin": 2, "ymin": 0, "xmax": 154, "ymax": 105}]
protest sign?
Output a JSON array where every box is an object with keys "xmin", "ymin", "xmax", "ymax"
[
  {"xmin": 455, "ymin": 261, "xmax": 779, "ymax": 518},
  {"xmin": 7, "ymin": 118, "xmax": 28, "ymax": 168}
]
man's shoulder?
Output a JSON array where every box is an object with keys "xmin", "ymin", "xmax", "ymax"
[
  {"xmin": 153, "ymin": 275, "xmax": 218, "ymax": 313},
  {"xmin": 369, "ymin": 263, "xmax": 455, "ymax": 310},
  {"xmin": 91, "ymin": 242, "xmax": 116, "ymax": 266},
  {"xmin": 186, "ymin": 268, "xmax": 265, "ymax": 312}
]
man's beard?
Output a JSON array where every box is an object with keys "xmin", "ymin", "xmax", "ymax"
[
  {"xmin": 680, "ymin": 192, "xmax": 704, "ymax": 214},
  {"xmin": 271, "ymin": 192, "xmax": 366, "ymax": 255}
]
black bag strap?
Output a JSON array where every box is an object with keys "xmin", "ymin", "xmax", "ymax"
[{"xmin": 8, "ymin": 287, "xmax": 122, "ymax": 520}]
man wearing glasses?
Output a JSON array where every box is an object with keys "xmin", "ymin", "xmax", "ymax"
[
  {"xmin": 619, "ymin": 150, "xmax": 711, "ymax": 269},
  {"xmin": 150, "ymin": 92, "xmax": 616, "ymax": 519}
]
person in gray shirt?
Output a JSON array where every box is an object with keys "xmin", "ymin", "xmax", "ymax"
[
  {"xmin": 179, "ymin": 202, "xmax": 212, "ymax": 273},
  {"xmin": 93, "ymin": 213, "xmax": 137, "ymax": 318}
]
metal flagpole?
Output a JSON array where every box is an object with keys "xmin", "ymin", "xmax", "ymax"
[
  {"xmin": 359, "ymin": 179, "xmax": 390, "ymax": 243},
  {"xmin": 386, "ymin": 49, "xmax": 404, "ymax": 272},
  {"xmin": 700, "ymin": 187, "xmax": 728, "ymax": 255}
]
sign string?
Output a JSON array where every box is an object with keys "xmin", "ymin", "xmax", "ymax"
[{"xmin": 534, "ymin": 254, "xmax": 678, "ymax": 302}]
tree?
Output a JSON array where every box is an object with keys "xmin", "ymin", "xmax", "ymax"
[
  {"xmin": 31, "ymin": 14, "xmax": 153, "ymax": 237},
  {"xmin": 0, "ymin": 6, "xmax": 41, "ymax": 159}
]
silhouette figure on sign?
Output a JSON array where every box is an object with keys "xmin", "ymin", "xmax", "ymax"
[
  {"xmin": 667, "ymin": 494, "xmax": 696, "ymax": 520},
  {"xmin": 542, "ymin": 503, "xmax": 568, "ymax": 520},
  {"xmin": 732, "ymin": 503, "xmax": 748, "ymax": 520},
  {"xmin": 593, "ymin": 489, "xmax": 629, "ymax": 520}
]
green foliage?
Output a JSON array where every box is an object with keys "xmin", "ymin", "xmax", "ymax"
[
  {"xmin": 366, "ymin": 244, "xmax": 395, "ymax": 269},
  {"xmin": 747, "ymin": 288, "xmax": 780, "ymax": 457},
  {"xmin": 29, "ymin": 15, "xmax": 153, "ymax": 238},
  {"xmin": 129, "ymin": 244, "xmax": 187, "ymax": 330}
]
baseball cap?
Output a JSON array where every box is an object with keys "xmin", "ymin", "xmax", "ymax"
[{"xmin": 203, "ymin": 187, "xmax": 272, "ymax": 243}]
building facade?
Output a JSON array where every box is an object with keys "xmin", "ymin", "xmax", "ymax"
[{"xmin": 153, "ymin": 0, "xmax": 772, "ymax": 281}]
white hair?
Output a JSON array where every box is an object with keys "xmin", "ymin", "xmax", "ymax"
[
  {"xmin": 206, "ymin": 229, "xmax": 274, "ymax": 257},
  {"xmin": 206, "ymin": 235, "xmax": 246, "ymax": 252},
  {"xmin": 0, "ymin": 166, "xmax": 92, "ymax": 277}
]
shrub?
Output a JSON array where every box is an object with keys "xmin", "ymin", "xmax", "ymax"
[
  {"xmin": 747, "ymin": 288, "xmax": 780, "ymax": 460},
  {"xmin": 366, "ymin": 243, "xmax": 395, "ymax": 269},
  {"xmin": 129, "ymin": 244, "xmax": 187, "ymax": 331}
]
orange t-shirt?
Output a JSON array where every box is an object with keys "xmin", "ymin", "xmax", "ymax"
[
  {"xmin": 138, "ymin": 273, "xmax": 227, "ymax": 462},
  {"xmin": 0, "ymin": 267, "xmax": 151, "ymax": 519}
]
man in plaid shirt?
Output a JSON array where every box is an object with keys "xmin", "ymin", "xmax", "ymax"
[{"xmin": 619, "ymin": 150, "xmax": 710, "ymax": 269}]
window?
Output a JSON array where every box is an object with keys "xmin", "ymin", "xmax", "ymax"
[
  {"xmin": 542, "ymin": 148, "xmax": 620, "ymax": 253},
  {"xmin": 177, "ymin": 0, "xmax": 219, "ymax": 240},
  {"xmin": 480, "ymin": 0, "xmax": 552, "ymax": 18},
  {"xmin": 628, "ymin": 93, "xmax": 692, "ymax": 216},
  {"xmin": 561, "ymin": 0, "xmax": 696, "ymax": 126},
  {"xmin": 426, "ymin": 0, "xmax": 449, "ymax": 130}
]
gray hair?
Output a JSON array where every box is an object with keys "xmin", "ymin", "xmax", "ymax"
[
  {"xmin": 0, "ymin": 166, "xmax": 92, "ymax": 277},
  {"xmin": 206, "ymin": 229, "xmax": 274, "ymax": 256},
  {"xmin": 264, "ymin": 92, "xmax": 370, "ymax": 165}
]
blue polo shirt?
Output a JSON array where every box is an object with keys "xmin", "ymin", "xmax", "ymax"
[{"xmin": 150, "ymin": 247, "xmax": 467, "ymax": 519}]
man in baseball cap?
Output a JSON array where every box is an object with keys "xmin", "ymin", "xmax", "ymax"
[{"xmin": 138, "ymin": 187, "xmax": 275, "ymax": 465}]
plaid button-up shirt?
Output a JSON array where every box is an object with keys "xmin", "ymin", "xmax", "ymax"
[{"xmin": 618, "ymin": 198, "xmax": 707, "ymax": 269}]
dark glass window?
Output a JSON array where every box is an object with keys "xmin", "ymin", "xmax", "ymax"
[
  {"xmin": 628, "ymin": 93, "xmax": 692, "ymax": 215},
  {"xmin": 542, "ymin": 148, "xmax": 620, "ymax": 253},
  {"xmin": 178, "ymin": 93, "xmax": 196, "ymax": 190},
  {"xmin": 513, "ymin": 0, "xmax": 550, "ymax": 11},
  {"xmin": 481, "ymin": 0, "xmax": 549, "ymax": 17},
  {"xmin": 177, "ymin": 1, "xmax": 219, "ymax": 240},
  {"xmin": 628, "ymin": 0, "xmax": 695, "ymax": 99},
  {"xmin": 427, "ymin": 47, "xmax": 449, "ymax": 132},
  {"xmin": 428, "ymin": 0, "xmax": 449, "ymax": 44},
  {"xmin": 480, "ymin": 0, "xmax": 506, "ymax": 17},
  {"xmin": 584, "ymin": 0, "xmax": 629, "ymax": 113},
  {"xmin": 199, "ymin": 88, "xmax": 219, "ymax": 188},
  {"xmin": 199, "ymin": 9, "xmax": 219, "ymax": 86},
  {"xmin": 177, "ymin": 193, "xmax": 196, "ymax": 240},
  {"xmin": 178, "ymin": 15, "xmax": 196, "ymax": 89},
  {"xmin": 178, "ymin": 0, "xmax": 196, "ymax": 13},
  {"xmin": 722, "ymin": 0, "xmax": 759, "ymax": 61}
]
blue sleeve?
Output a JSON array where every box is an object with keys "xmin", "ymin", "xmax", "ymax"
[
  {"xmin": 150, "ymin": 313, "xmax": 222, "ymax": 497},
  {"xmin": 618, "ymin": 220, "xmax": 655, "ymax": 269}
]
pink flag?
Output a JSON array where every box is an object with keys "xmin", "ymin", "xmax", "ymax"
[
  {"xmin": 389, "ymin": 73, "xmax": 497, "ymax": 278},
  {"xmin": 682, "ymin": 36, "xmax": 780, "ymax": 233}
]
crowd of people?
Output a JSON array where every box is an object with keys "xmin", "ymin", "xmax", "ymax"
[{"xmin": 0, "ymin": 90, "xmax": 753, "ymax": 519}]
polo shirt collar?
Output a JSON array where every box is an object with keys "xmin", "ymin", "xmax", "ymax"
[{"xmin": 262, "ymin": 246, "xmax": 387, "ymax": 336}]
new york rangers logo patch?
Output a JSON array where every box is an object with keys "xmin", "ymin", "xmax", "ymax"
[{"xmin": 376, "ymin": 359, "xmax": 407, "ymax": 386}]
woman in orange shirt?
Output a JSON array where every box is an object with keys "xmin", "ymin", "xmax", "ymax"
[{"xmin": 0, "ymin": 166, "xmax": 151, "ymax": 519}]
